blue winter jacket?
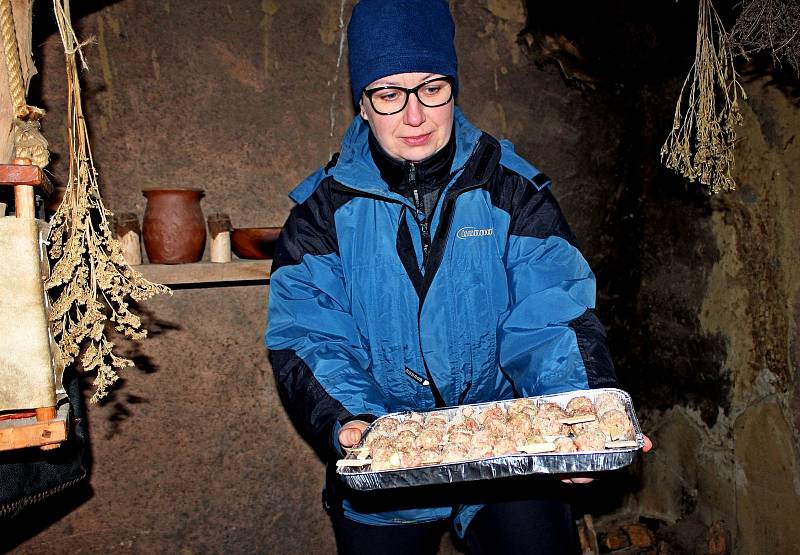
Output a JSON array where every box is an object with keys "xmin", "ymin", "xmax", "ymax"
[{"xmin": 266, "ymin": 108, "xmax": 617, "ymax": 534}]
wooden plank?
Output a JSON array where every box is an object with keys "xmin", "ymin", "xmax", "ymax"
[
  {"xmin": 0, "ymin": 163, "xmax": 43, "ymax": 187},
  {"xmin": 132, "ymin": 260, "xmax": 271, "ymax": 285},
  {"xmin": 0, "ymin": 417, "xmax": 67, "ymax": 452}
]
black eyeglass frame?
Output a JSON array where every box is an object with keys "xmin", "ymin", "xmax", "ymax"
[{"xmin": 362, "ymin": 76, "xmax": 454, "ymax": 115}]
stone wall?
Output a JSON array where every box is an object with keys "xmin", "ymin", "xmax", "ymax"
[
  {"xmin": 629, "ymin": 79, "xmax": 800, "ymax": 554},
  {"xmin": 3, "ymin": 0, "xmax": 799, "ymax": 553}
]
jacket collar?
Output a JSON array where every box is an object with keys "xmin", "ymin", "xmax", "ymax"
[
  {"xmin": 368, "ymin": 127, "xmax": 456, "ymax": 195},
  {"xmin": 331, "ymin": 106, "xmax": 485, "ymax": 198}
]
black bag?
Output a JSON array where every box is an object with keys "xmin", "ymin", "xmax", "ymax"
[{"xmin": 0, "ymin": 367, "xmax": 90, "ymax": 521}]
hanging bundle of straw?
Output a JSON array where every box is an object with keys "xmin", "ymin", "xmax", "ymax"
[
  {"xmin": 46, "ymin": 0, "xmax": 170, "ymax": 402},
  {"xmin": 731, "ymin": 0, "xmax": 800, "ymax": 76},
  {"xmin": 660, "ymin": 0, "xmax": 746, "ymax": 194}
]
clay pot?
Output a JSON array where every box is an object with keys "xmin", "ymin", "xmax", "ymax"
[{"xmin": 141, "ymin": 188, "xmax": 206, "ymax": 264}]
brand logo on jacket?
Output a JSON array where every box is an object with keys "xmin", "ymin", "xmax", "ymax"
[
  {"xmin": 456, "ymin": 227, "xmax": 494, "ymax": 239},
  {"xmin": 405, "ymin": 367, "xmax": 430, "ymax": 386}
]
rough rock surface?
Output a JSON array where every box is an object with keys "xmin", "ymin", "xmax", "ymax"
[{"xmin": 3, "ymin": 0, "xmax": 799, "ymax": 553}]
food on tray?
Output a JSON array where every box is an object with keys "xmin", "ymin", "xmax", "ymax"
[
  {"xmin": 574, "ymin": 429, "xmax": 607, "ymax": 451},
  {"xmin": 594, "ymin": 392, "xmax": 626, "ymax": 417},
  {"xmin": 345, "ymin": 390, "xmax": 638, "ymax": 472},
  {"xmin": 566, "ymin": 396, "xmax": 595, "ymax": 417},
  {"xmin": 598, "ymin": 409, "xmax": 634, "ymax": 440},
  {"xmin": 553, "ymin": 437, "xmax": 578, "ymax": 453}
]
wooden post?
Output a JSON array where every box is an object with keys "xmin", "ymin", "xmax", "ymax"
[
  {"xmin": 35, "ymin": 406, "xmax": 56, "ymax": 421},
  {"xmin": 207, "ymin": 213, "xmax": 232, "ymax": 263},
  {"xmin": 11, "ymin": 157, "xmax": 34, "ymax": 218}
]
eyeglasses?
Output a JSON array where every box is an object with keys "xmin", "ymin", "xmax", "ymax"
[{"xmin": 363, "ymin": 76, "xmax": 454, "ymax": 116}]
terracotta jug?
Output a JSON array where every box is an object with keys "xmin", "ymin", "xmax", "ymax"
[{"xmin": 141, "ymin": 188, "xmax": 206, "ymax": 264}]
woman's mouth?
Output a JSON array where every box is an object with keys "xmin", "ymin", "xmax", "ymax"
[{"xmin": 401, "ymin": 133, "xmax": 431, "ymax": 146}]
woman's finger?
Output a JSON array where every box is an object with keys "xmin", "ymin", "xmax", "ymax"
[
  {"xmin": 561, "ymin": 477, "xmax": 594, "ymax": 484},
  {"xmin": 339, "ymin": 422, "xmax": 368, "ymax": 448}
]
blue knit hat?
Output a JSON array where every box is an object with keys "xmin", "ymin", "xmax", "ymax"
[{"xmin": 347, "ymin": 0, "xmax": 459, "ymax": 107}]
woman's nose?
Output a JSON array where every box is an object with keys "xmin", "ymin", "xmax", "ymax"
[{"xmin": 403, "ymin": 93, "xmax": 426, "ymax": 126}]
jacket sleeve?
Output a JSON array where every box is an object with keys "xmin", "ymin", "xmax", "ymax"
[
  {"xmin": 266, "ymin": 184, "xmax": 386, "ymax": 459},
  {"xmin": 496, "ymin": 174, "xmax": 619, "ymax": 396}
]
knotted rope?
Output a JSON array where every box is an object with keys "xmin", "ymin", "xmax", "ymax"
[{"xmin": 0, "ymin": 0, "xmax": 49, "ymax": 168}]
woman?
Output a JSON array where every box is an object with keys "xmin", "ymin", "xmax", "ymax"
[{"xmin": 267, "ymin": 1, "xmax": 649, "ymax": 553}]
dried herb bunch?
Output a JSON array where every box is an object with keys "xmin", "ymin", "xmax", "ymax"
[
  {"xmin": 46, "ymin": 0, "xmax": 170, "ymax": 402},
  {"xmin": 661, "ymin": 0, "xmax": 747, "ymax": 194},
  {"xmin": 731, "ymin": 0, "xmax": 800, "ymax": 76}
]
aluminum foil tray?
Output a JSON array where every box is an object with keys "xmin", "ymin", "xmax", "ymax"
[{"xmin": 336, "ymin": 388, "xmax": 644, "ymax": 491}]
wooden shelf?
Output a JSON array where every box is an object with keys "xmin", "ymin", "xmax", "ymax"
[{"xmin": 133, "ymin": 260, "xmax": 271, "ymax": 286}]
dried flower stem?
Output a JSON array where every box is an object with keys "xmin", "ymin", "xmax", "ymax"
[
  {"xmin": 46, "ymin": 0, "xmax": 170, "ymax": 402},
  {"xmin": 731, "ymin": 0, "xmax": 800, "ymax": 76},
  {"xmin": 660, "ymin": 0, "xmax": 746, "ymax": 194}
]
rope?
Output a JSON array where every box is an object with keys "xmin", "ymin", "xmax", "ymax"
[
  {"xmin": 0, "ymin": 0, "xmax": 50, "ymax": 168},
  {"xmin": 14, "ymin": 118, "xmax": 49, "ymax": 168},
  {"xmin": 0, "ymin": 0, "xmax": 26, "ymax": 118}
]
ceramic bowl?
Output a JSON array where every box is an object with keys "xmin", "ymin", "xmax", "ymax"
[{"xmin": 231, "ymin": 227, "xmax": 281, "ymax": 260}]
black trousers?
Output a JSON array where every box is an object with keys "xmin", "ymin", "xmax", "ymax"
[{"xmin": 329, "ymin": 498, "xmax": 581, "ymax": 555}]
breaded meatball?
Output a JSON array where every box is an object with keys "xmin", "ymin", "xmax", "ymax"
[
  {"xmin": 450, "ymin": 416, "xmax": 480, "ymax": 433},
  {"xmin": 599, "ymin": 409, "xmax": 633, "ymax": 440},
  {"xmin": 467, "ymin": 442, "xmax": 494, "ymax": 460},
  {"xmin": 594, "ymin": 392, "xmax": 626, "ymax": 418},
  {"xmin": 448, "ymin": 429, "xmax": 474, "ymax": 445},
  {"xmin": 571, "ymin": 419, "xmax": 602, "ymax": 436},
  {"xmin": 370, "ymin": 446, "xmax": 401, "ymax": 471},
  {"xmin": 477, "ymin": 405, "xmax": 506, "ymax": 424},
  {"xmin": 399, "ymin": 447, "xmax": 423, "ymax": 468},
  {"xmin": 372, "ymin": 417, "xmax": 400, "ymax": 434},
  {"xmin": 424, "ymin": 412, "xmax": 449, "ymax": 429},
  {"xmin": 537, "ymin": 402, "xmax": 567, "ymax": 420},
  {"xmin": 397, "ymin": 419, "xmax": 423, "ymax": 435},
  {"xmin": 507, "ymin": 398, "xmax": 538, "ymax": 419},
  {"xmin": 419, "ymin": 448, "xmax": 442, "ymax": 465},
  {"xmin": 533, "ymin": 416, "xmax": 568, "ymax": 437},
  {"xmin": 395, "ymin": 430, "xmax": 417, "ymax": 448},
  {"xmin": 492, "ymin": 437, "xmax": 519, "ymax": 456},
  {"xmin": 574, "ymin": 430, "xmax": 607, "ymax": 451},
  {"xmin": 484, "ymin": 415, "xmax": 511, "ymax": 437},
  {"xmin": 441, "ymin": 444, "xmax": 470, "ymax": 463},
  {"xmin": 507, "ymin": 413, "xmax": 535, "ymax": 437},
  {"xmin": 415, "ymin": 428, "xmax": 445, "ymax": 450},
  {"xmin": 554, "ymin": 437, "xmax": 577, "ymax": 453},
  {"xmin": 566, "ymin": 396, "xmax": 596, "ymax": 417}
]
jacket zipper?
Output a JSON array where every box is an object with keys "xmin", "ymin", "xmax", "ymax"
[
  {"xmin": 330, "ymin": 137, "xmax": 496, "ymax": 407},
  {"xmin": 408, "ymin": 162, "xmax": 431, "ymax": 266}
]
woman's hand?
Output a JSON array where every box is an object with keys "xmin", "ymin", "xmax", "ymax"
[
  {"xmin": 339, "ymin": 420, "xmax": 369, "ymax": 449},
  {"xmin": 561, "ymin": 434, "xmax": 653, "ymax": 484}
]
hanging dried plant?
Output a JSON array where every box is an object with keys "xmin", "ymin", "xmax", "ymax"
[
  {"xmin": 660, "ymin": 0, "xmax": 747, "ymax": 194},
  {"xmin": 46, "ymin": 0, "xmax": 170, "ymax": 402},
  {"xmin": 731, "ymin": 0, "xmax": 800, "ymax": 76}
]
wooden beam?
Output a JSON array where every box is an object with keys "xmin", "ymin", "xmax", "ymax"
[
  {"xmin": 0, "ymin": 416, "xmax": 67, "ymax": 452},
  {"xmin": 133, "ymin": 260, "xmax": 271, "ymax": 286}
]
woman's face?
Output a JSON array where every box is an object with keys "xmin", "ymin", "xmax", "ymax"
[{"xmin": 360, "ymin": 72, "xmax": 454, "ymax": 162}]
